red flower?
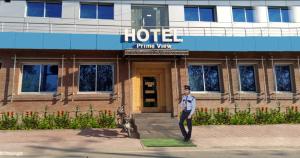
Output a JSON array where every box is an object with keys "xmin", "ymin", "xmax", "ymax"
[
  {"xmin": 11, "ymin": 112, "xmax": 14, "ymax": 118},
  {"xmin": 217, "ymin": 107, "xmax": 220, "ymax": 113},
  {"xmin": 61, "ymin": 110, "xmax": 64, "ymax": 116},
  {"xmin": 204, "ymin": 107, "xmax": 208, "ymax": 113},
  {"xmin": 30, "ymin": 111, "xmax": 33, "ymax": 116},
  {"xmin": 26, "ymin": 111, "xmax": 29, "ymax": 117},
  {"xmin": 221, "ymin": 107, "xmax": 224, "ymax": 112}
]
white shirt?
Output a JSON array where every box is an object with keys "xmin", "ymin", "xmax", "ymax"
[{"xmin": 180, "ymin": 94, "xmax": 196, "ymax": 117}]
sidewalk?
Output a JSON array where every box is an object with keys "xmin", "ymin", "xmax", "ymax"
[{"xmin": 0, "ymin": 125, "xmax": 300, "ymax": 157}]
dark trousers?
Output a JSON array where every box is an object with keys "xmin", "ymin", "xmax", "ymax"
[{"xmin": 179, "ymin": 110, "xmax": 192, "ymax": 140}]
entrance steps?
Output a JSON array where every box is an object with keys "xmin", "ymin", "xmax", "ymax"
[{"xmin": 132, "ymin": 113, "xmax": 182, "ymax": 139}]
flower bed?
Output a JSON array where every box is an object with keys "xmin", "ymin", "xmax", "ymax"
[
  {"xmin": 0, "ymin": 107, "xmax": 116, "ymax": 130},
  {"xmin": 193, "ymin": 106, "xmax": 300, "ymax": 125}
]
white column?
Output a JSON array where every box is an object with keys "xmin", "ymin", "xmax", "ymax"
[
  {"xmin": 216, "ymin": 6, "xmax": 232, "ymax": 23},
  {"xmin": 255, "ymin": 6, "xmax": 269, "ymax": 23},
  {"xmin": 290, "ymin": 6, "xmax": 300, "ymax": 23}
]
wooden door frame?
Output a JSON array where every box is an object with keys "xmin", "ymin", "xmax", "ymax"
[{"xmin": 132, "ymin": 62, "xmax": 172, "ymax": 113}]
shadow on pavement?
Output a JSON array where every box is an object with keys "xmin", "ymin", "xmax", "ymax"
[{"xmin": 77, "ymin": 128, "xmax": 127, "ymax": 138}]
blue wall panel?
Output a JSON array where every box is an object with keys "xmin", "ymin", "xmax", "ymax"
[{"xmin": 0, "ymin": 32, "xmax": 300, "ymax": 52}]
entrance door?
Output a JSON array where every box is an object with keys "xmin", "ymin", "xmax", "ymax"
[{"xmin": 142, "ymin": 75, "xmax": 160, "ymax": 112}]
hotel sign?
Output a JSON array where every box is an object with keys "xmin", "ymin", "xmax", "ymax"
[{"xmin": 124, "ymin": 28, "xmax": 183, "ymax": 49}]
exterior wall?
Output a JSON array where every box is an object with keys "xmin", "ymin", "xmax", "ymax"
[{"xmin": 2, "ymin": 51, "xmax": 300, "ymax": 114}]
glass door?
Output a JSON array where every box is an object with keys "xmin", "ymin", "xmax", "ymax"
[{"xmin": 142, "ymin": 76, "xmax": 158, "ymax": 107}]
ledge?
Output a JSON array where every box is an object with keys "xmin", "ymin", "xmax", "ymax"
[
  {"xmin": 12, "ymin": 94, "xmax": 59, "ymax": 101},
  {"xmin": 192, "ymin": 93, "xmax": 223, "ymax": 100},
  {"xmin": 234, "ymin": 92, "xmax": 260, "ymax": 100},
  {"xmin": 270, "ymin": 92, "xmax": 295, "ymax": 100},
  {"xmin": 71, "ymin": 93, "xmax": 116, "ymax": 101}
]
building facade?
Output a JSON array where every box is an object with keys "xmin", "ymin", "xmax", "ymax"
[{"xmin": 1, "ymin": 0, "xmax": 300, "ymax": 116}]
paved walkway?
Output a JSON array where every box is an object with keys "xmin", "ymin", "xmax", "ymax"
[{"xmin": 0, "ymin": 125, "xmax": 300, "ymax": 157}]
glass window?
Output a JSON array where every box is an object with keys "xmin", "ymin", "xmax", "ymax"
[
  {"xmin": 233, "ymin": 8, "xmax": 245, "ymax": 22},
  {"xmin": 281, "ymin": 8, "xmax": 290, "ymax": 22},
  {"xmin": 246, "ymin": 8, "xmax": 254, "ymax": 22},
  {"xmin": 98, "ymin": 4, "xmax": 114, "ymax": 19},
  {"xmin": 188, "ymin": 65, "xmax": 220, "ymax": 92},
  {"xmin": 233, "ymin": 7, "xmax": 254, "ymax": 22},
  {"xmin": 275, "ymin": 65, "xmax": 292, "ymax": 92},
  {"xmin": 45, "ymin": 2, "xmax": 62, "ymax": 18},
  {"xmin": 21, "ymin": 65, "xmax": 58, "ymax": 92},
  {"xmin": 27, "ymin": 2, "xmax": 44, "ymax": 17},
  {"xmin": 239, "ymin": 65, "xmax": 256, "ymax": 92},
  {"xmin": 188, "ymin": 65, "xmax": 204, "ymax": 91},
  {"xmin": 184, "ymin": 6, "xmax": 216, "ymax": 22},
  {"xmin": 131, "ymin": 5, "xmax": 169, "ymax": 30},
  {"xmin": 80, "ymin": 4, "xmax": 97, "ymax": 19},
  {"xmin": 204, "ymin": 65, "xmax": 220, "ymax": 91},
  {"xmin": 268, "ymin": 7, "xmax": 290, "ymax": 22},
  {"xmin": 79, "ymin": 65, "xmax": 113, "ymax": 92},
  {"xmin": 184, "ymin": 7, "xmax": 199, "ymax": 21},
  {"xmin": 199, "ymin": 7, "xmax": 215, "ymax": 22}
]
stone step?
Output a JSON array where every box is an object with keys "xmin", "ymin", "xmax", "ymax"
[
  {"xmin": 134, "ymin": 118, "xmax": 178, "ymax": 125},
  {"xmin": 136, "ymin": 123, "xmax": 180, "ymax": 131},
  {"xmin": 133, "ymin": 113, "xmax": 181, "ymax": 139},
  {"xmin": 139, "ymin": 130, "xmax": 182, "ymax": 139},
  {"xmin": 133, "ymin": 113, "xmax": 172, "ymax": 119}
]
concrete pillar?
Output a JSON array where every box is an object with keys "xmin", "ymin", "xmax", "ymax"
[{"xmin": 255, "ymin": 6, "xmax": 269, "ymax": 23}]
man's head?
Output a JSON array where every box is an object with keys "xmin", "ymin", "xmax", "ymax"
[{"xmin": 184, "ymin": 85, "xmax": 191, "ymax": 95}]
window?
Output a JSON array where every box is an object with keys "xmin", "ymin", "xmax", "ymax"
[
  {"xmin": 80, "ymin": 3, "xmax": 114, "ymax": 19},
  {"xmin": 131, "ymin": 5, "xmax": 169, "ymax": 30},
  {"xmin": 274, "ymin": 65, "xmax": 292, "ymax": 92},
  {"xmin": 98, "ymin": 4, "xmax": 114, "ymax": 19},
  {"xmin": 232, "ymin": 7, "xmax": 254, "ymax": 22},
  {"xmin": 27, "ymin": 1, "xmax": 62, "ymax": 18},
  {"xmin": 188, "ymin": 65, "xmax": 220, "ymax": 92},
  {"xmin": 268, "ymin": 7, "xmax": 290, "ymax": 22},
  {"xmin": 21, "ymin": 64, "xmax": 58, "ymax": 92},
  {"xmin": 79, "ymin": 65, "xmax": 113, "ymax": 92},
  {"xmin": 184, "ymin": 6, "xmax": 216, "ymax": 22},
  {"xmin": 45, "ymin": 3, "xmax": 62, "ymax": 18},
  {"xmin": 239, "ymin": 65, "xmax": 257, "ymax": 92}
]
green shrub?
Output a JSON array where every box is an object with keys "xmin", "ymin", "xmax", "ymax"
[
  {"xmin": 0, "ymin": 113, "xmax": 19, "ymax": 130},
  {"xmin": 38, "ymin": 114, "xmax": 56, "ymax": 129},
  {"xmin": 230, "ymin": 110, "xmax": 255, "ymax": 125},
  {"xmin": 193, "ymin": 110, "xmax": 212, "ymax": 125},
  {"xmin": 285, "ymin": 108, "xmax": 300, "ymax": 123},
  {"xmin": 98, "ymin": 111, "xmax": 116, "ymax": 128},
  {"xmin": 213, "ymin": 109, "xmax": 231, "ymax": 125},
  {"xmin": 54, "ymin": 112, "xmax": 71, "ymax": 129},
  {"xmin": 22, "ymin": 112, "xmax": 39, "ymax": 129}
]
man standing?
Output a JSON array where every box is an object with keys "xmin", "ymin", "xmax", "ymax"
[{"xmin": 178, "ymin": 85, "xmax": 196, "ymax": 142}]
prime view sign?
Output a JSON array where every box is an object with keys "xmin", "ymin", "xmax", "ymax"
[{"xmin": 124, "ymin": 28, "xmax": 183, "ymax": 49}]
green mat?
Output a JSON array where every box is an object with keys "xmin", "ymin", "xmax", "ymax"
[{"xmin": 141, "ymin": 138, "xmax": 197, "ymax": 147}]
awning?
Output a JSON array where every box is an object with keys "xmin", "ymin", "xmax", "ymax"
[{"xmin": 124, "ymin": 49, "xmax": 189, "ymax": 56}]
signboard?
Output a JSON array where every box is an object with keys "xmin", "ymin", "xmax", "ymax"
[{"xmin": 124, "ymin": 28, "xmax": 183, "ymax": 49}]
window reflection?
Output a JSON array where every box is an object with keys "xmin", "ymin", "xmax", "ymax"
[
  {"xmin": 21, "ymin": 64, "xmax": 58, "ymax": 92},
  {"xmin": 275, "ymin": 65, "xmax": 292, "ymax": 92},
  {"xmin": 79, "ymin": 65, "xmax": 113, "ymax": 92},
  {"xmin": 188, "ymin": 65, "xmax": 220, "ymax": 92},
  {"xmin": 239, "ymin": 65, "xmax": 256, "ymax": 92}
]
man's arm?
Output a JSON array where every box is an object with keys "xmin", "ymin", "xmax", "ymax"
[
  {"xmin": 188, "ymin": 97, "xmax": 196, "ymax": 118},
  {"xmin": 179, "ymin": 96, "xmax": 185, "ymax": 109}
]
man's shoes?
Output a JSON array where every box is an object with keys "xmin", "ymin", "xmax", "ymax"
[{"xmin": 184, "ymin": 137, "xmax": 190, "ymax": 142}]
